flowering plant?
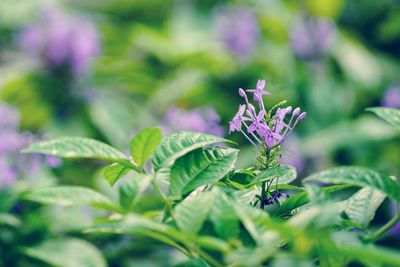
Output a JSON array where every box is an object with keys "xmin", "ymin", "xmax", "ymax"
[{"xmin": 20, "ymin": 81, "xmax": 400, "ymax": 266}]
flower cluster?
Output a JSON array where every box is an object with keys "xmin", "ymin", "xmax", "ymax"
[
  {"xmin": 19, "ymin": 5, "xmax": 100, "ymax": 75},
  {"xmin": 161, "ymin": 106, "xmax": 224, "ymax": 136},
  {"xmin": 229, "ymin": 80, "xmax": 306, "ymax": 149},
  {"xmin": 290, "ymin": 17, "xmax": 336, "ymax": 60},
  {"xmin": 214, "ymin": 5, "xmax": 259, "ymax": 57},
  {"xmin": 0, "ymin": 102, "xmax": 61, "ymax": 188}
]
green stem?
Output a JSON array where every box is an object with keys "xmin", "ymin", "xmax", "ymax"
[
  {"xmin": 260, "ymin": 181, "xmax": 266, "ymax": 209},
  {"xmin": 151, "ymin": 178, "xmax": 176, "ymax": 221},
  {"xmin": 370, "ymin": 202, "xmax": 400, "ymax": 242},
  {"xmin": 197, "ymin": 248, "xmax": 223, "ymax": 267}
]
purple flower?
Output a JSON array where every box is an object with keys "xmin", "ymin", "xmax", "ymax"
[
  {"xmin": 246, "ymin": 79, "xmax": 270, "ymax": 103},
  {"xmin": 290, "ymin": 17, "xmax": 337, "ymax": 60},
  {"xmin": 214, "ymin": 5, "xmax": 259, "ymax": 57},
  {"xmin": 229, "ymin": 105, "xmax": 248, "ymax": 133},
  {"xmin": 18, "ymin": 5, "xmax": 100, "ymax": 75},
  {"xmin": 229, "ymin": 79, "xmax": 306, "ymax": 149},
  {"xmin": 161, "ymin": 106, "xmax": 224, "ymax": 136},
  {"xmin": 382, "ymin": 86, "xmax": 400, "ymax": 108},
  {"xmin": 0, "ymin": 102, "xmax": 61, "ymax": 188}
]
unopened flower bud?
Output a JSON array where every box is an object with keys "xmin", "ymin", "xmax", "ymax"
[
  {"xmin": 299, "ymin": 112, "xmax": 307, "ymax": 120},
  {"xmin": 239, "ymin": 88, "xmax": 246, "ymax": 97},
  {"xmin": 293, "ymin": 107, "xmax": 301, "ymax": 116}
]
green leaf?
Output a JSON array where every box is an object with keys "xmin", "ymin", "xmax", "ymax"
[
  {"xmin": 152, "ymin": 131, "xmax": 230, "ymax": 171},
  {"xmin": 234, "ymin": 204, "xmax": 271, "ymax": 242},
  {"xmin": 209, "ymin": 190, "xmax": 240, "ymax": 240},
  {"xmin": 170, "ymin": 147, "xmax": 238, "ymax": 196},
  {"xmin": 119, "ymin": 175, "xmax": 152, "ymax": 211},
  {"xmin": 22, "ymin": 186, "xmax": 116, "ymax": 210},
  {"xmin": 344, "ymin": 187, "xmax": 386, "ymax": 228},
  {"xmin": 130, "ymin": 128, "xmax": 162, "ymax": 166},
  {"xmin": 102, "ymin": 163, "xmax": 130, "ymax": 186},
  {"xmin": 175, "ymin": 191, "xmax": 214, "ymax": 234},
  {"xmin": 22, "ymin": 137, "xmax": 133, "ymax": 167},
  {"xmin": 278, "ymin": 185, "xmax": 353, "ymax": 216},
  {"xmin": 367, "ymin": 107, "xmax": 400, "ymax": 129},
  {"xmin": 333, "ymin": 244, "xmax": 400, "ymax": 267},
  {"xmin": 303, "ymin": 167, "xmax": 400, "ymax": 201},
  {"xmin": 23, "ymin": 238, "xmax": 106, "ymax": 267},
  {"xmin": 0, "ymin": 213, "xmax": 21, "ymax": 227},
  {"xmin": 85, "ymin": 215, "xmax": 191, "ymax": 255},
  {"xmin": 174, "ymin": 258, "xmax": 210, "ymax": 267},
  {"xmin": 251, "ymin": 166, "xmax": 297, "ymax": 186}
]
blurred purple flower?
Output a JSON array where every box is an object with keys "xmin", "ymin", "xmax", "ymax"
[
  {"xmin": 161, "ymin": 107, "xmax": 224, "ymax": 136},
  {"xmin": 0, "ymin": 102, "xmax": 61, "ymax": 188},
  {"xmin": 18, "ymin": 5, "xmax": 100, "ymax": 75},
  {"xmin": 290, "ymin": 17, "xmax": 337, "ymax": 60},
  {"xmin": 382, "ymin": 86, "xmax": 400, "ymax": 108},
  {"xmin": 214, "ymin": 5, "xmax": 259, "ymax": 57},
  {"xmin": 280, "ymin": 135, "xmax": 305, "ymax": 173}
]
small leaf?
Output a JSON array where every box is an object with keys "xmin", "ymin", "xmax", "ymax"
[
  {"xmin": 119, "ymin": 175, "xmax": 152, "ymax": 211},
  {"xmin": 251, "ymin": 166, "xmax": 297, "ymax": 186},
  {"xmin": 152, "ymin": 131, "xmax": 230, "ymax": 171},
  {"xmin": 23, "ymin": 137, "xmax": 133, "ymax": 167},
  {"xmin": 22, "ymin": 186, "xmax": 116, "ymax": 210},
  {"xmin": 130, "ymin": 128, "xmax": 162, "ymax": 166},
  {"xmin": 303, "ymin": 167, "xmax": 400, "ymax": 201},
  {"xmin": 367, "ymin": 107, "xmax": 400, "ymax": 129},
  {"xmin": 344, "ymin": 187, "xmax": 386, "ymax": 228},
  {"xmin": 170, "ymin": 147, "xmax": 238, "ymax": 196},
  {"xmin": 102, "ymin": 163, "xmax": 130, "ymax": 185},
  {"xmin": 23, "ymin": 238, "xmax": 106, "ymax": 267},
  {"xmin": 278, "ymin": 185, "xmax": 354, "ymax": 216},
  {"xmin": 175, "ymin": 191, "xmax": 214, "ymax": 234}
]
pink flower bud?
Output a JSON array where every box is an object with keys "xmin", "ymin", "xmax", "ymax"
[
  {"xmin": 293, "ymin": 107, "xmax": 301, "ymax": 116},
  {"xmin": 239, "ymin": 88, "xmax": 246, "ymax": 97},
  {"xmin": 299, "ymin": 112, "xmax": 307, "ymax": 120}
]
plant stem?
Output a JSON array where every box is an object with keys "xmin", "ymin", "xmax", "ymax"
[
  {"xmin": 370, "ymin": 202, "xmax": 400, "ymax": 242},
  {"xmin": 260, "ymin": 181, "xmax": 266, "ymax": 209},
  {"xmin": 197, "ymin": 248, "xmax": 223, "ymax": 267},
  {"xmin": 260, "ymin": 148, "xmax": 271, "ymax": 209},
  {"xmin": 151, "ymin": 178, "xmax": 176, "ymax": 221}
]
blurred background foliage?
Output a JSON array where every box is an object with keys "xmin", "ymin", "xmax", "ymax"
[{"xmin": 0, "ymin": 0, "xmax": 399, "ymax": 266}]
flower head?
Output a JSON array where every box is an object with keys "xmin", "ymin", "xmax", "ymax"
[
  {"xmin": 229, "ymin": 79, "xmax": 306, "ymax": 150},
  {"xmin": 18, "ymin": 5, "xmax": 100, "ymax": 75},
  {"xmin": 214, "ymin": 5, "xmax": 259, "ymax": 57}
]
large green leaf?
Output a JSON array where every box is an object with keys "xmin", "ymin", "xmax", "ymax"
[
  {"xmin": 170, "ymin": 147, "xmax": 238, "ymax": 196},
  {"xmin": 23, "ymin": 137, "xmax": 134, "ymax": 167},
  {"xmin": 130, "ymin": 128, "xmax": 162, "ymax": 166},
  {"xmin": 367, "ymin": 107, "xmax": 400, "ymax": 130},
  {"xmin": 22, "ymin": 186, "xmax": 117, "ymax": 211},
  {"xmin": 152, "ymin": 131, "xmax": 230, "ymax": 171},
  {"xmin": 23, "ymin": 238, "xmax": 106, "ymax": 267},
  {"xmin": 303, "ymin": 167, "xmax": 400, "ymax": 201},
  {"xmin": 85, "ymin": 215, "xmax": 190, "ymax": 255},
  {"xmin": 234, "ymin": 204, "xmax": 271, "ymax": 242},
  {"xmin": 251, "ymin": 166, "xmax": 297, "ymax": 186},
  {"xmin": 333, "ymin": 244, "xmax": 400, "ymax": 267},
  {"xmin": 175, "ymin": 191, "xmax": 214, "ymax": 234},
  {"xmin": 102, "ymin": 163, "xmax": 131, "ymax": 185},
  {"xmin": 209, "ymin": 190, "xmax": 240, "ymax": 240},
  {"xmin": 344, "ymin": 187, "xmax": 386, "ymax": 228}
]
